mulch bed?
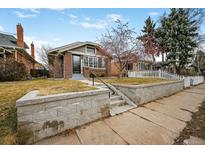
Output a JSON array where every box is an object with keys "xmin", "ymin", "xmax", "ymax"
[{"xmin": 174, "ymin": 101, "xmax": 205, "ymax": 144}]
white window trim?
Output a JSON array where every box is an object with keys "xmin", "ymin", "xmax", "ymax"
[
  {"xmin": 83, "ymin": 55, "xmax": 106, "ymax": 69},
  {"xmin": 86, "ymin": 46, "xmax": 96, "ymax": 55}
]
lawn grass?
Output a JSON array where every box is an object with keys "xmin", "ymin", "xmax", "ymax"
[
  {"xmin": 0, "ymin": 79, "xmax": 96, "ymax": 144},
  {"xmin": 95, "ymin": 77, "xmax": 169, "ymax": 85}
]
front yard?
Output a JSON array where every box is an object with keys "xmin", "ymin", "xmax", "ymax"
[
  {"xmin": 0, "ymin": 79, "xmax": 96, "ymax": 144},
  {"xmin": 0, "ymin": 77, "xmax": 169, "ymax": 144},
  {"xmin": 95, "ymin": 77, "xmax": 169, "ymax": 85}
]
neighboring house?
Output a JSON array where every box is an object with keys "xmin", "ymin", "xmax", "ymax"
[
  {"xmin": 0, "ymin": 23, "xmax": 39, "ymax": 74},
  {"xmin": 111, "ymin": 54, "xmax": 153, "ymax": 76},
  {"xmin": 34, "ymin": 63, "xmax": 45, "ymax": 70},
  {"xmin": 48, "ymin": 42, "xmax": 112, "ymax": 79}
]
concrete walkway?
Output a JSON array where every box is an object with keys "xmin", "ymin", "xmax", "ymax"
[{"xmin": 35, "ymin": 84, "xmax": 205, "ymax": 145}]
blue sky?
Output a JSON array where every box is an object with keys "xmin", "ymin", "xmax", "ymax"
[
  {"xmin": 0, "ymin": 8, "xmax": 169, "ymax": 47},
  {"xmin": 0, "ymin": 8, "xmax": 205, "ymax": 61}
]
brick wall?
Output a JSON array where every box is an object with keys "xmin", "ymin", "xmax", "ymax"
[
  {"xmin": 105, "ymin": 58, "xmax": 111, "ymax": 77},
  {"xmin": 16, "ymin": 52, "xmax": 34, "ymax": 72},
  {"xmin": 6, "ymin": 51, "xmax": 34, "ymax": 74},
  {"xmin": 64, "ymin": 52, "xmax": 72, "ymax": 78},
  {"xmin": 111, "ymin": 61, "xmax": 120, "ymax": 76},
  {"xmin": 83, "ymin": 67, "xmax": 107, "ymax": 77}
]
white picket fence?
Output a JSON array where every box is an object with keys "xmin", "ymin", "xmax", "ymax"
[
  {"xmin": 183, "ymin": 76, "xmax": 204, "ymax": 88},
  {"xmin": 128, "ymin": 70, "xmax": 204, "ymax": 88},
  {"xmin": 128, "ymin": 70, "xmax": 183, "ymax": 80}
]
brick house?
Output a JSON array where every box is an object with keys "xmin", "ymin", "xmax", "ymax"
[
  {"xmin": 111, "ymin": 54, "xmax": 153, "ymax": 76},
  {"xmin": 0, "ymin": 23, "xmax": 38, "ymax": 74},
  {"xmin": 48, "ymin": 42, "xmax": 112, "ymax": 79}
]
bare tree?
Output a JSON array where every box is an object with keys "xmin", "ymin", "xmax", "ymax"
[
  {"xmin": 37, "ymin": 45, "xmax": 63, "ymax": 78},
  {"xmin": 100, "ymin": 20, "xmax": 143, "ymax": 78},
  {"xmin": 37, "ymin": 45, "xmax": 52, "ymax": 69},
  {"xmin": 48, "ymin": 55, "xmax": 64, "ymax": 78}
]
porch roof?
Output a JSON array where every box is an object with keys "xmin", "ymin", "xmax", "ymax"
[{"xmin": 48, "ymin": 41, "xmax": 100, "ymax": 54}]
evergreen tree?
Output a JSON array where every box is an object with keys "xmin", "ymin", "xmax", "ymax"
[
  {"xmin": 158, "ymin": 8, "xmax": 198, "ymax": 74},
  {"xmin": 155, "ymin": 14, "xmax": 169, "ymax": 63},
  {"xmin": 140, "ymin": 16, "xmax": 159, "ymax": 62}
]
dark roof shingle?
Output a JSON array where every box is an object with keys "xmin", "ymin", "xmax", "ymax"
[{"xmin": 0, "ymin": 33, "xmax": 29, "ymax": 49}]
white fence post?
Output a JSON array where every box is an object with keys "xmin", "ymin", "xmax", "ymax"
[{"xmin": 159, "ymin": 69, "xmax": 161, "ymax": 78}]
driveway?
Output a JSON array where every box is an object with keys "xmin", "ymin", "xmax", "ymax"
[{"xmin": 35, "ymin": 84, "xmax": 205, "ymax": 145}]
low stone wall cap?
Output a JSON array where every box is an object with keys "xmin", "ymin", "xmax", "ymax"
[{"xmin": 16, "ymin": 88, "xmax": 109, "ymax": 107}]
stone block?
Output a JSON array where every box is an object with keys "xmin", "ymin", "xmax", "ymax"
[
  {"xmin": 32, "ymin": 110, "xmax": 58, "ymax": 122},
  {"xmin": 17, "ymin": 106, "xmax": 34, "ymax": 116},
  {"xmin": 18, "ymin": 115, "xmax": 33, "ymax": 123},
  {"xmin": 32, "ymin": 103, "xmax": 46, "ymax": 113},
  {"xmin": 16, "ymin": 88, "xmax": 110, "ymax": 143}
]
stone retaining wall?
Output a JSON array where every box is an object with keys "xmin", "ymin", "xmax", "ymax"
[
  {"xmin": 16, "ymin": 89, "xmax": 110, "ymax": 144},
  {"xmin": 113, "ymin": 81, "xmax": 184, "ymax": 105}
]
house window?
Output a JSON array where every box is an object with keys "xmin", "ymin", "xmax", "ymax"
[
  {"xmin": 98, "ymin": 57, "xmax": 105, "ymax": 68},
  {"xmin": 0, "ymin": 54, "xmax": 4, "ymax": 59},
  {"xmin": 83, "ymin": 56, "xmax": 88, "ymax": 66},
  {"xmin": 87, "ymin": 47, "xmax": 95, "ymax": 54},
  {"xmin": 102, "ymin": 58, "xmax": 105, "ymax": 68},
  {"xmin": 89, "ymin": 57, "xmax": 94, "ymax": 67},
  {"xmin": 98, "ymin": 57, "xmax": 102, "ymax": 68},
  {"xmin": 94, "ymin": 57, "xmax": 98, "ymax": 68},
  {"xmin": 127, "ymin": 63, "xmax": 133, "ymax": 70}
]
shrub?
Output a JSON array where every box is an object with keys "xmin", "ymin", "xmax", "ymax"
[
  {"xmin": 0, "ymin": 58, "xmax": 28, "ymax": 81},
  {"xmin": 30, "ymin": 69, "xmax": 48, "ymax": 78},
  {"xmin": 16, "ymin": 127, "xmax": 33, "ymax": 145}
]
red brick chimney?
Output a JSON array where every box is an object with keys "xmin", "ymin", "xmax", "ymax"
[
  {"xmin": 16, "ymin": 23, "xmax": 24, "ymax": 48},
  {"xmin": 31, "ymin": 42, "xmax": 35, "ymax": 59}
]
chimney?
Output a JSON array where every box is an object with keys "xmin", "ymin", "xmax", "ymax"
[
  {"xmin": 16, "ymin": 23, "xmax": 24, "ymax": 48},
  {"xmin": 31, "ymin": 42, "xmax": 35, "ymax": 59}
]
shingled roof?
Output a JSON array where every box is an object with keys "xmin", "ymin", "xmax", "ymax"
[
  {"xmin": 48, "ymin": 41, "xmax": 100, "ymax": 53},
  {"xmin": 0, "ymin": 33, "xmax": 29, "ymax": 49}
]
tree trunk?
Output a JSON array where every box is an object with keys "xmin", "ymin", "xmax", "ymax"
[
  {"xmin": 161, "ymin": 51, "xmax": 164, "ymax": 70},
  {"xmin": 162, "ymin": 51, "xmax": 164, "ymax": 63},
  {"xmin": 152, "ymin": 54, "xmax": 155, "ymax": 62}
]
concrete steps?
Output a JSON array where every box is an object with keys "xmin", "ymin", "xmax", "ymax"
[
  {"xmin": 110, "ymin": 95, "xmax": 122, "ymax": 101},
  {"xmin": 109, "ymin": 94, "xmax": 135, "ymax": 116},
  {"xmin": 95, "ymin": 81, "xmax": 136, "ymax": 116},
  {"xmin": 110, "ymin": 104, "xmax": 134, "ymax": 116},
  {"xmin": 72, "ymin": 74, "xmax": 85, "ymax": 80},
  {"xmin": 110, "ymin": 100, "xmax": 126, "ymax": 107}
]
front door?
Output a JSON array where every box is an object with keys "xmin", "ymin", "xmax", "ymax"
[{"xmin": 72, "ymin": 55, "xmax": 81, "ymax": 74}]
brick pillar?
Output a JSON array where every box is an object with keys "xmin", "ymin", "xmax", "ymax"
[
  {"xmin": 17, "ymin": 23, "xmax": 24, "ymax": 48},
  {"xmin": 64, "ymin": 52, "xmax": 72, "ymax": 79},
  {"xmin": 31, "ymin": 42, "xmax": 35, "ymax": 59},
  {"xmin": 106, "ymin": 57, "xmax": 111, "ymax": 77}
]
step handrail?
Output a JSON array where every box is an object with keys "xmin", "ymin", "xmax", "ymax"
[
  {"xmin": 90, "ymin": 71, "xmax": 137, "ymax": 107},
  {"xmin": 90, "ymin": 71, "xmax": 116, "ymax": 95}
]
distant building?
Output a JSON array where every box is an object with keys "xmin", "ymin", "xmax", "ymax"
[
  {"xmin": 111, "ymin": 53, "xmax": 153, "ymax": 77},
  {"xmin": 0, "ymin": 23, "xmax": 42, "ymax": 74}
]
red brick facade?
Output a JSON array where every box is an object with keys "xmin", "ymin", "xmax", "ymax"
[
  {"xmin": 64, "ymin": 52, "xmax": 72, "ymax": 78},
  {"xmin": 83, "ymin": 67, "xmax": 107, "ymax": 77},
  {"xmin": 6, "ymin": 51, "xmax": 35, "ymax": 73}
]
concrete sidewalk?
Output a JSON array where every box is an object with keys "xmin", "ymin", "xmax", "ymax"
[{"xmin": 35, "ymin": 84, "xmax": 205, "ymax": 145}]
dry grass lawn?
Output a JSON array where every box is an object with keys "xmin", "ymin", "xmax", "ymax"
[
  {"xmin": 0, "ymin": 79, "xmax": 96, "ymax": 144},
  {"xmin": 96, "ymin": 77, "xmax": 169, "ymax": 85}
]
